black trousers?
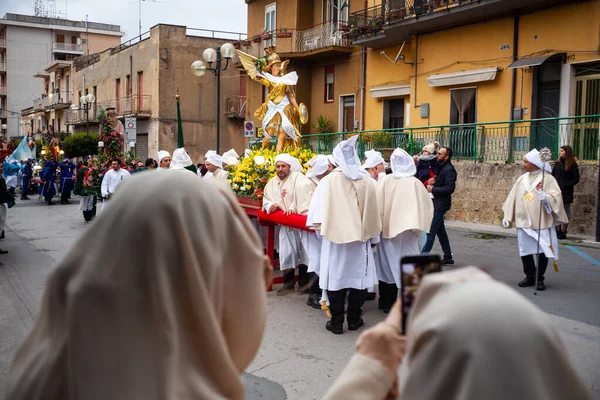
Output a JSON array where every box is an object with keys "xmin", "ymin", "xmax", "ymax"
[
  {"xmin": 378, "ymin": 281, "xmax": 398, "ymax": 310},
  {"xmin": 283, "ymin": 265, "xmax": 309, "ymax": 287},
  {"xmin": 308, "ymin": 273, "xmax": 320, "ymax": 296},
  {"xmin": 61, "ymin": 191, "xmax": 71, "ymax": 203},
  {"xmin": 328, "ymin": 288, "xmax": 367, "ymax": 326},
  {"xmin": 521, "ymin": 254, "xmax": 548, "ymax": 281},
  {"xmin": 82, "ymin": 197, "xmax": 97, "ymax": 222}
]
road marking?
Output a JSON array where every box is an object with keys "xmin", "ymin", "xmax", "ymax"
[{"xmin": 564, "ymin": 245, "xmax": 600, "ymax": 268}]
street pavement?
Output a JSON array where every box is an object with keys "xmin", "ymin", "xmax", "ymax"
[{"xmin": 0, "ymin": 196, "xmax": 599, "ymax": 399}]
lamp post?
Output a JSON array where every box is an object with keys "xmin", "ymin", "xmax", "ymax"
[
  {"xmin": 79, "ymin": 93, "xmax": 96, "ymax": 134},
  {"xmin": 191, "ymin": 42, "xmax": 236, "ymax": 154}
]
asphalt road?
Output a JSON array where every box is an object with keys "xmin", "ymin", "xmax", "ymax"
[{"xmin": 0, "ymin": 197, "xmax": 599, "ymax": 399}]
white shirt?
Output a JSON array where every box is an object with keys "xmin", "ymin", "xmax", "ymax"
[{"xmin": 101, "ymin": 168, "xmax": 131, "ymax": 198}]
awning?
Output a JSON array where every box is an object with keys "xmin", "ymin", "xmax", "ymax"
[
  {"xmin": 427, "ymin": 67, "xmax": 499, "ymax": 87},
  {"xmin": 507, "ymin": 55, "xmax": 554, "ymax": 70},
  {"xmin": 369, "ymin": 84, "xmax": 410, "ymax": 98}
]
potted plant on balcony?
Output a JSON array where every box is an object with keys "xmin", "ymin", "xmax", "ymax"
[
  {"xmin": 339, "ymin": 24, "xmax": 351, "ymax": 32},
  {"xmin": 259, "ymin": 28, "xmax": 273, "ymax": 41},
  {"xmin": 241, "ymin": 39, "xmax": 251, "ymax": 46},
  {"xmin": 251, "ymin": 34, "xmax": 262, "ymax": 43},
  {"xmin": 276, "ymin": 27, "xmax": 292, "ymax": 38}
]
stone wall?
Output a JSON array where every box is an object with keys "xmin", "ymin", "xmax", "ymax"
[{"xmin": 446, "ymin": 161, "xmax": 598, "ymax": 237}]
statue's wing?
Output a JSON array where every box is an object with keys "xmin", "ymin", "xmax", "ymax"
[
  {"xmin": 281, "ymin": 60, "xmax": 290, "ymax": 76},
  {"xmin": 236, "ymin": 50, "xmax": 259, "ymax": 80}
]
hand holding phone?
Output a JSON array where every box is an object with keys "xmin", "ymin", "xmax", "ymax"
[{"xmin": 400, "ymin": 255, "xmax": 442, "ymax": 334}]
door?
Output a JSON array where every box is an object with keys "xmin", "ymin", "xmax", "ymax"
[
  {"xmin": 137, "ymin": 71, "xmax": 144, "ymax": 111},
  {"xmin": 449, "ymin": 88, "xmax": 477, "ymax": 158},
  {"xmin": 573, "ymin": 63, "xmax": 600, "ymax": 160},
  {"xmin": 340, "ymin": 95, "xmax": 355, "ymax": 132},
  {"xmin": 265, "ymin": 3, "xmax": 276, "ymax": 46},
  {"xmin": 532, "ymin": 56, "xmax": 561, "ymax": 154},
  {"xmin": 115, "ymin": 79, "xmax": 121, "ymax": 114}
]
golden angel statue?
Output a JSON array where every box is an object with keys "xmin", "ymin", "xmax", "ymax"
[{"xmin": 236, "ymin": 47, "xmax": 309, "ymax": 151}]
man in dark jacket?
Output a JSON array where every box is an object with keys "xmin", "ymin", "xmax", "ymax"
[
  {"xmin": 421, "ymin": 147, "xmax": 457, "ymax": 264},
  {"xmin": 21, "ymin": 159, "xmax": 33, "ymax": 200}
]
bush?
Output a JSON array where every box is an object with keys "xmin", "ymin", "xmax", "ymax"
[{"xmin": 62, "ymin": 133, "xmax": 100, "ymax": 158}]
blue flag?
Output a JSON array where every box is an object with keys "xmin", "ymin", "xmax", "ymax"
[{"xmin": 8, "ymin": 136, "xmax": 36, "ymax": 161}]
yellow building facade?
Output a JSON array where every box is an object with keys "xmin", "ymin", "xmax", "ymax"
[{"xmin": 244, "ymin": 0, "xmax": 600, "ymax": 161}]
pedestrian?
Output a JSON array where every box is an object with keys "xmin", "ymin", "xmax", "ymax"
[
  {"xmin": 552, "ymin": 145, "xmax": 579, "ymax": 239},
  {"xmin": 203, "ymin": 150, "xmax": 229, "ymax": 180},
  {"xmin": 414, "ymin": 141, "xmax": 440, "ymax": 185},
  {"xmin": 375, "ymin": 148, "xmax": 433, "ymax": 313},
  {"xmin": 196, "ymin": 162, "xmax": 207, "ymax": 177},
  {"xmin": 421, "ymin": 147, "xmax": 456, "ymax": 265},
  {"xmin": 73, "ymin": 159, "xmax": 96, "ymax": 223},
  {"xmin": 324, "ymin": 267, "xmax": 591, "ymax": 400},
  {"xmin": 170, "ymin": 148, "xmax": 197, "ymax": 174},
  {"xmin": 157, "ymin": 151, "xmax": 171, "ymax": 169},
  {"xmin": 0, "ymin": 162, "xmax": 14, "ymax": 248},
  {"xmin": 362, "ymin": 149, "xmax": 386, "ymax": 183},
  {"xmin": 100, "ymin": 159, "xmax": 131, "ymax": 210},
  {"xmin": 21, "ymin": 158, "xmax": 33, "ymax": 200},
  {"xmin": 4, "ymin": 159, "xmax": 20, "ymax": 196},
  {"xmin": 5, "ymin": 172, "xmax": 271, "ymax": 400},
  {"xmin": 58, "ymin": 159, "xmax": 75, "ymax": 204},
  {"xmin": 143, "ymin": 158, "xmax": 155, "ymax": 170},
  {"xmin": 307, "ymin": 135, "xmax": 381, "ymax": 335},
  {"xmin": 130, "ymin": 160, "xmax": 145, "ymax": 174},
  {"xmin": 299, "ymin": 155, "xmax": 334, "ymax": 308},
  {"xmin": 262, "ymin": 154, "xmax": 310, "ymax": 295},
  {"xmin": 39, "ymin": 161, "xmax": 57, "ymax": 205},
  {"xmin": 222, "ymin": 148, "xmax": 240, "ymax": 168},
  {"xmin": 502, "ymin": 149, "xmax": 567, "ymax": 291}
]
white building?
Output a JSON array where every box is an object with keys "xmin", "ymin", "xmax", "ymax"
[{"xmin": 0, "ymin": 13, "xmax": 121, "ymax": 137}]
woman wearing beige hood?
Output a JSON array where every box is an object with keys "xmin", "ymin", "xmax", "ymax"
[
  {"xmin": 6, "ymin": 172, "xmax": 271, "ymax": 400},
  {"xmin": 325, "ymin": 267, "xmax": 591, "ymax": 400}
]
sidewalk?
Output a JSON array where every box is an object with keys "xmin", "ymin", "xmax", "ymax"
[{"xmin": 446, "ymin": 220, "xmax": 600, "ymax": 249}]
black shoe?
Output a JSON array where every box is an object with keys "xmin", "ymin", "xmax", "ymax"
[
  {"xmin": 518, "ymin": 277, "xmax": 535, "ymax": 287},
  {"xmin": 63, "ymin": 200, "xmax": 71, "ymax": 204},
  {"xmin": 0, "ymin": 249, "xmax": 8, "ymax": 254},
  {"xmin": 0, "ymin": 230, "xmax": 4, "ymax": 241},
  {"xmin": 366, "ymin": 292, "xmax": 376, "ymax": 301},
  {"xmin": 347, "ymin": 318, "xmax": 364, "ymax": 331},
  {"xmin": 326, "ymin": 320, "xmax": 343, "ymax": 335},
  {"xmin": 306, "ymin": 294, "xmax": 322, "ymax": 309},
  {"xmin": 441, "ymin": 257, "xmax": 454, "ymax": 265},
  {"xmin": 536, "ymin": 280, "xmax": 546, "ymax": 291}
]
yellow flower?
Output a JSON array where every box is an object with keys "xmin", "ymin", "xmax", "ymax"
[{"xmin": 246, "ymin": 185, "xmax": 252, "ymax": 190}]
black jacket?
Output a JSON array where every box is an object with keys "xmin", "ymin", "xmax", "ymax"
[
  {"xmin": 552, "ymin": 160, "xmax": 579, "ymax": 204},
  {"xmin": 431, "ymin": 160, "xmax": 457, "ymax": 212}
]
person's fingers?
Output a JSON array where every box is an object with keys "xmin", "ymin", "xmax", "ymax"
[{"xmin": 384, "ymin": 300, "xmax": 402, "ymax": 331}]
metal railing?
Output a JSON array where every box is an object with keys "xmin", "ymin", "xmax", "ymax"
[
  {"xmin": 34, "ymin": 97, "xmax": 44, "ymax": 110},
  {"xmin": 97, "ymin": 95, "xmax": 152, "ymax": 115},
  {"xmin": 292, "ymin": 21, "xmax": 351, "ymax": 52},
  {"xmin": 300, "ymin": 115, "xmax": 600, "ymax": 162},
  {"xmin": 48, "ymin": 91, "xmax": 71, "ymax": 106},
  {"xmin": 226, "ymin": 96, "xmax": 246, "ymax": 119},
  {"xmin": 52, "ymin": 42, "xmax": 83, "ymax": 53}
]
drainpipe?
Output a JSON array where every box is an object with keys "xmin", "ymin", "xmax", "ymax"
[
  {"xmin": 508, "ymin": 15, "xmax": 519, "ymax": 162},
  {"xmin": 413, "ymin": 34, "xmax": 418, "ymax": 109},
  {"xmin": 360, "ymin": 46, "xmax": 366, "ymax": 131}
]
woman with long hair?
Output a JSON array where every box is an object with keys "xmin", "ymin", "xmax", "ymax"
[{"xmin": 552, "ymin": 145, "xmax": 580, "ymax": 239}]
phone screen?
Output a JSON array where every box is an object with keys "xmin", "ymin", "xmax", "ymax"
[{"xmin": 400, "ymin": 255, "xmax": 442, "ymax": 334}]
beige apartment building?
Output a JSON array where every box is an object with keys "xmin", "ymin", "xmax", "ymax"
[{"xmin": 63, "ymin": 24, "xmax": 246, "ymax": 162}]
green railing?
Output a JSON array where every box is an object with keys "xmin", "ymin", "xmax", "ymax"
[{"xmin": 300, "ymin": 115, "xmax": 600, "ymax": 162}]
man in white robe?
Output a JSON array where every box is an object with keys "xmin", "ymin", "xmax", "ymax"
[
  {"xmin": 203, "ymin": 151, "xmax": 229, "ymax": 181},
  {"xmin": 157, "ymin": 151, "xmax": 171, "ymax": 169},
  {"xmin": 170, "ymin": 148, "xmax": 196, "ymax": 174},
  {"xmin": 307, "ymin": 135, "xmax": 381, "ymax": 335},
  {"xmin": 297, "ymin": 155, "xmax": 334, "ymax": 308},
  {"xmin": 502, "ymin": 149, "xmax": 568, "ymax": 291},
  {"xmin": 100, "ymin": 159, "xmax": 131, "ymax": 210},
  {"xmin": 263, "ymin": 154, "xmax": 311, "ymax": 295},
  {"xmin": 375, "ymin": 148, "xmax": 433, "ymax": 313},
  {"xmin": 221, "ymin": 149, "xmax": 240, "ymax": 167}
]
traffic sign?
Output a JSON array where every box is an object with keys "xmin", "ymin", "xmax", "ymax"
[
  {"xmin": 125, "ymin": 117, "xmax": 137, "ymax": 142},
  {"xmin": 244, "ymin": 120, "xmax": 255, "ymax": 138}
]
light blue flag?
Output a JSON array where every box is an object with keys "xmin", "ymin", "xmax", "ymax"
[{"xmin": 8, "ymin": 136, "xmax": 36, "ymax": 161}]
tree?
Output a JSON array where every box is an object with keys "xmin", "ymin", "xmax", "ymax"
[{"xmin": 62, "ymin": 133, "xmax": 100, "ymax": 158}]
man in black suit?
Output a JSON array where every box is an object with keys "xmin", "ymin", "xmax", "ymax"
[{"xmin": 421, "ymin": 147, "xmax": 457, "ymax": 265}]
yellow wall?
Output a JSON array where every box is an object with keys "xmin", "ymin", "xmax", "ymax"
[{"xmin": 86, "ymin": 33, "xmax": 121, "ymax": 55}]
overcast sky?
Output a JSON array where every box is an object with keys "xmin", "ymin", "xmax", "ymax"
[{"xmin": 0, "ymin": 0, "xmax": 248, "ymax": 41}]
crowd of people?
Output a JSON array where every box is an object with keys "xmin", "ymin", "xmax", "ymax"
[{"xmin": 3, "ymin": 166, "xmax": 591, "ymax": 400}]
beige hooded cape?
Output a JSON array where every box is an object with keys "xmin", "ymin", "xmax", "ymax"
[
  {"xmin": 6, "ymin": 172, "xmax": 268, "ymax": 400},
  {"xmin": 377, "ymin": 174, "xmax": 433, "ymax": 239}
]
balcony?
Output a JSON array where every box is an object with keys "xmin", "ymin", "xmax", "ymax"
[
  {"xmin": 348, "ymin": 0, "xmax": 581, "ymax": 48},
  {"xmin": 226, "ymin": 96, "xmax": 246, "ymax": 120},
  {"xmin": 240, "ymin": 21, "xmax": 353, "ymax": 61},
  {"xmin": 34, "ymin": 97, "xmax": 44, "ymax": 111},
  {"xmin": 52, "ymin": 42, "xmax": 84, "ymax": 54},
  {"xmin": 46, "ymin": 91, "xmax": 71, "ymax": 109},
  {"xmin": 97, "ymin": 95, "xmax": 152, "ymax": 118},
  {"xmin": 0, "ymin": 86, "xmax": 6, "ymax": 96},
  {"xmin": 0, "ymin": 62, "xmax": 5, "ymax": 73}
]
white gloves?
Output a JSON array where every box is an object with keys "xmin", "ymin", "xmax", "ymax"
[
  {"xmin": 537, "ymin": 190, "xmax": 547, "ymax": 201},
  {"xmin": 502, "ymin": 219, "xmax": 511, "ymax": 229}
]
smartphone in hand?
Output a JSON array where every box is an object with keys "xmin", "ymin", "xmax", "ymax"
[{"xmin": 400, "ymin": 255, "xmax": 442, "ymax": 334}]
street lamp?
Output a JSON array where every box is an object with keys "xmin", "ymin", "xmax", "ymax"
[
  {"xmin": 191, "ymin": 42, "xmax": 236, "ymax": 153},
  {"xmin": 79, "ymin": 93, "xmax": 96, "ymax": 134}
]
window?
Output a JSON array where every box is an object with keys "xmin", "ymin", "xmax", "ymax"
[
  {"xmin": 383, "ymin": 98, "xmax": 404, "ymax": 129},
  {"xmin": 325, "ymin": 66, "xmax": 334, "ymax": 103},
  {"xmin": 137, "ymin": 71, "xmax": 144, "ymax": 110},
  {"xmin": 78, "ymin": 90, "xmax": 82, "ymax": 106},
  {"xmin": 56, "ymin": 34, "xmax": 64, "ymax": 43},
  {"xmin": 326, "ymin": 0, "xmax": 349, "ymax": 24},
  {"xmin": 573, "ymin": 62, "xmax": 600, "ymax": 160},
  {"xmin": 265, "ymin": 3, "xmax": 276, "ymax": 46},
  {"xmin": 339, "ymin": 94, "xmax": 355, "ymax": 132},
  {"xmin": 115, "ymin": 79, "xmax": 121, "ymax": 114},
  {"xmin": 71, "ymin": 36, "xmax": 77, "ymax": 45}
]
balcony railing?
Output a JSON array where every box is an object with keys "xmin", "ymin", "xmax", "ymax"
[
  {"xmin": 0, "ymin": 86, "xmax": 6, "ymax": 96},
  {"xmin": 34, "ymin": 97, "xmax": 44, "ymax": 110},
  {"xmin": 48, "ymin": 91, "xmax": 71, "ymax": 107},
  {"xmin": 52, "ymin": 42, "xmax": 83, "ymax": 53},
  {"xmin": 97, "ymin": 95, "xmax": 152, "ymax": 116},
  {"xmin": 226, "ymin": 96, "xmax": 246, "ymax": 119},
  {"xmin": 300, "ymin": 115, "xmax": 600, "ymax": 162},
  {"xmin": 293, "ymin": 21, "xmax": 351, "ymax": 53}
]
